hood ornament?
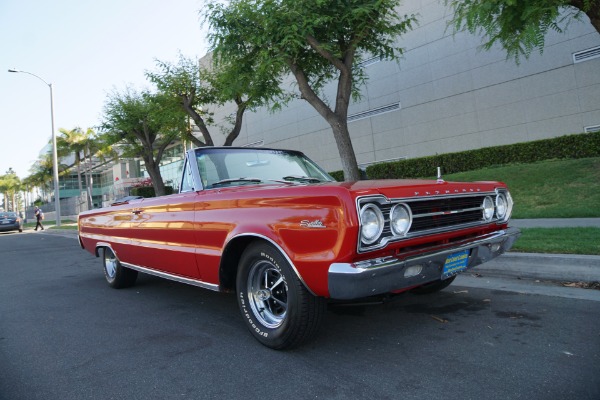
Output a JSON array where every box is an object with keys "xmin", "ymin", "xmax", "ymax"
[{"xmin": 437, "ymin": 167, "xmax": 445, "ymax": 184}]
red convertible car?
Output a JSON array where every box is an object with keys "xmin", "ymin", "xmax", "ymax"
[{"xmin": 78, "ymin": 147, "xmax": 520, "ymax": 349}]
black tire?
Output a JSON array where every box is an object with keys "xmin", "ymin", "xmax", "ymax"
[
  {"xmin": 236, "ymin": 242, "xmax": 326, "ymax": 350},
  {"xmin": 411, "ymin": 276, "xmax": 456, "ymax": 294},
  {"xmin": 103, "ymin": 247, "xmax": 138, "ymax": 289}
]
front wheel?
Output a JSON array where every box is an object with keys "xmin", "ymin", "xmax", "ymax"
[
  {"xmin": 103, "ymin": 247, "xmax": 138, "ymax": 289},
  {"xmin": 236, "ymin": 242, "xmax": 326, "ymax": 350}
]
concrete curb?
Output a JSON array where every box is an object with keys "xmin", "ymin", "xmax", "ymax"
[{"xmin": 477, "ymin": 252, "xmax": 600, "ymax": 282}]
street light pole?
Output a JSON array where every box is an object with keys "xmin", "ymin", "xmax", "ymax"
[{"xmin": 8, "ymin": 69, "xmax": 61, "ymax": 227}]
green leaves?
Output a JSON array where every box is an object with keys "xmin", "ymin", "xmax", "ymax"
[
  {"xmin": 446, "ymin": 0, "xmax": 597, "ymax": 63},
  {"xmin": 203, "ymin": 0, "xmax": 418, "ymax": 107}
]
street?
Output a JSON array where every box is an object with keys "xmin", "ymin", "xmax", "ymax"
[{"xmin": 1, "ymin": 230, "xmax": 599, "ymax": 400}]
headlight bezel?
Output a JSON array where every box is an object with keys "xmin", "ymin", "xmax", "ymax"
[
  {"xmin": 390, "ymin": 203, "xmax": 412, "ymax": 237},
  {"xmin": 495, "ymin": 189, "xmax": 514, "ymax": 223},
  {"xmin": 495, "ymin": 193, "xmax": 507, "ymax": 219},
  {"xmin": 482, "ymin": 196, "xmax": 495, "ymax": 222},
  {"xmin": 359, "ymin": 203, "xmax": 385, "ymax": 245}
]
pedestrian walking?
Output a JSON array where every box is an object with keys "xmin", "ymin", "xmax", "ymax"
[{"xmin": 34, "ymin": 206, "xmax": 44, "ymax": 231}]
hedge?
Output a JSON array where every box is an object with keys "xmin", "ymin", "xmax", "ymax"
[
  {"xmin": 130, "ymin": 186, "xmax": 174, "ymax": 198},
  {"xmin": 328, "ymin": 132, "xmax": 600, "ymax": 180}
]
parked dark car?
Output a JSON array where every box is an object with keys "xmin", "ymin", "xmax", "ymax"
[{"xmin": 0, "ymin": 212, "xmax": 23, "ymax": 233}]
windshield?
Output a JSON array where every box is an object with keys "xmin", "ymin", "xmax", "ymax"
[{"xmin": 194, "ymin": 148, "xmax": 334, "ymax": 189}]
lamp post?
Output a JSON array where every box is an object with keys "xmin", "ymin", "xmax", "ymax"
[{"xmin": 8, "ymin": 69, "xmax": 61, "ymax": 227}]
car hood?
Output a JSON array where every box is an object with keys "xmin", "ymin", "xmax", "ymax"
[
  {"xmin": 207, "ymin": 178, "xmax": 505, "ymax": 201},
  {"xmin": 330, "ymin": 179, "xmax": 505, "ymax": 200}
]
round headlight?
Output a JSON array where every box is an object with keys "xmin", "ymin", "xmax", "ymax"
[
  {"xmin": 390, "ymin": 204, "xmax": 412, "ymax": 236},
  {"xmin": 482, "ymin": 196, "xmax": 494, "ymax": 222},
  {"xmin": 496, "ymin": 193, "xmax": 508, "ymax": 219},
  {"xmin": 360, "ymin": 204, "xmax": 384, "ymax": 245}
]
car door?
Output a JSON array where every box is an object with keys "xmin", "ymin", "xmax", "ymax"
[{"xmin": 127, "ymin": 192, "xmax": 201, "ymax": 279}]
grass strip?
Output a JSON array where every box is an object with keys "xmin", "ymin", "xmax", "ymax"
[
  {"xmin": 511, "ymin": 227, "xmax": 600, "ymax": 255},
  {"xmin": 444, "ymin": 158, "xmax": 600, "ymax": 219}
]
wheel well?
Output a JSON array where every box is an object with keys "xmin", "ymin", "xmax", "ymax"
[
  {"xmin": 219, "ymin": 236, "xmax": 262, "ymax": 292},
  {"xmin": 94, "ymin": 244, "xmax": 110, "ymax": 258}
]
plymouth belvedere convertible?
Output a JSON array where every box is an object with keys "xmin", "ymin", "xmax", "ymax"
[{"xmin": 78, "ymin": 147, "xmax": 520, "ymax": 349}]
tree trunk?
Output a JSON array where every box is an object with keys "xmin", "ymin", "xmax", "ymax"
[
  {"xmin": 288, "ymin": 61, "xmax": 362, "ymax": 181},
  {"xmin": 75, "ymin": 152, "xmax": 83, "ymax": 196},
  {"xmin": 144, "ymin": 157, "xmax": 166, "ymax": 197},
  {"xmin": 585, "ymin": 7, "xmax": 600, "ymax": 32},
  {"xmin": 329, "ymin": 118, "xmax": 362, "ymax": 181},
  {"xmin": 569, "ymin": 0, "xmax": 600, "ymax": 33},
  {"xmin": 84, "ymin": 147, "xmax": 93, "ymax": 210},
  {"xmin": 224, "ymin": 100, "xmax": 247, "ymax": 146},
  {"xmin": 181, "ymin": 96, "xmax": 214, "ymax": 147}
]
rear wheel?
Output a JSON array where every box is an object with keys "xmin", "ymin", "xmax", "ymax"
[
  {"xmin": 236, "ymin": 242, "xmax": 326, "ymax": 350},
  {"xmin": 103, "ymin": 247, "xmax": 138, "ymax": 289},
  {"xmin": 411, "ymin": 276, "xmax": 456, "ymax": 294}
]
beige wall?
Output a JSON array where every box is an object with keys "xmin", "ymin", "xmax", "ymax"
[{"xmin": 207, "ymin": 0, "xmax": 600, "ymax": 172}]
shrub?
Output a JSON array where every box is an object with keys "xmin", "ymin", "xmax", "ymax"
[
  {"xmin": 328, "ymin": 170, "xmax": 345, "ymax": 182},
  {"xmin": 357, "ymin": 132, "xmax": 600, "ymax": 180},
  {"xmin": 129, "ymin": 178, "xmax": 174, "ymax": 197},
  {"xmin": 130, "ymin": 186, "xmax": 174, "ymax": 197}
]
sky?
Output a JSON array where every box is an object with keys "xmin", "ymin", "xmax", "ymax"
[{"xmin": 0, "ymin": 0, "xmax": 210, "ymax": 179}]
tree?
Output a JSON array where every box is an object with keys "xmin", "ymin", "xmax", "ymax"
[
  {"xmin": 447, "ymin": 0, "xmax": 600, "ymax": 63},
  {"xmin": 56, "ymin": 127, "xmax": 107, "ymax": 209},
  {"xmin": 0, "ymin": 169, "xmax": 21, "ymax": 211},
  {"xmin": 146, "ymin": 52, "xmax": 283, "ymax": 147},
  {"xmin": 204, "ymin": 0, "xmax": 417, "ymax": 181},
  {"xmin": 101, "ymin": 88, "xmax": 185, "ymax": 197},
  {"xmin": 26, "ymin": 155, "xmax": 58, "ymax": 203}
]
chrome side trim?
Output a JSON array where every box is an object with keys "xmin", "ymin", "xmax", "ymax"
[
  {"xmin": 93, "ymin": 241, "xmax": 220, "ymax": 292},
  {"xmin": 226, "ymin": 233, "xmax": 316, "ymax": 296},
  {"xmin": 85, "ymin": 232, "xmax": 198, "ymax": 256},
  {"xmin": 121, "ymin": 262, "xmax": 220, "ymax": 291}
]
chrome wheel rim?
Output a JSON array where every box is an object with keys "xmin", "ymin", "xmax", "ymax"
[
  {"xmin": 104, "ymin": 251, "xmax": 117, "ymax": 279},
  {"xmin": 247, "ymin": 260, "xmax": 288, "ymax": 328}
]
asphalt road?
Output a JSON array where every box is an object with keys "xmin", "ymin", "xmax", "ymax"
[{"xmin": 1, "ymin": 230, "xmax": 599, "ymax": 400}]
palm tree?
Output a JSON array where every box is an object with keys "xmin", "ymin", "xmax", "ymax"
[
  {"xmin": 28, "ymin": 156, "xmax": 55, "ymax": 202},
  {"xmin": 56, "ymin": 127, "xmax": 105, "ymax": 210},
  {"xmin": 57, "ymin": 127, "xmax": 86, "ymax": 196},
  {"xmin": 0, "ymin": 169, "xmax": 21, "ymax": 211}
]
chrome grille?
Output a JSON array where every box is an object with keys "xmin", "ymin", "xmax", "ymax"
[
  {"xmin": 409, "ymin": 196, "xmax": 486, "ymax": 232},
  {"xmin": 357, "ymin": 192, "xmax": 506, "ymax": 253}
]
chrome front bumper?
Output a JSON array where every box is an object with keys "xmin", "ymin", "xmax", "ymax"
[{"xmin": 328, "ymin": 227, "xmax": 521, "ymax": 300}]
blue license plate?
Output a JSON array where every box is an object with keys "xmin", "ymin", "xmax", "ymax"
[{"xmin": 442, "ymin": 249, "xmax": 470, "ymax": 279}]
